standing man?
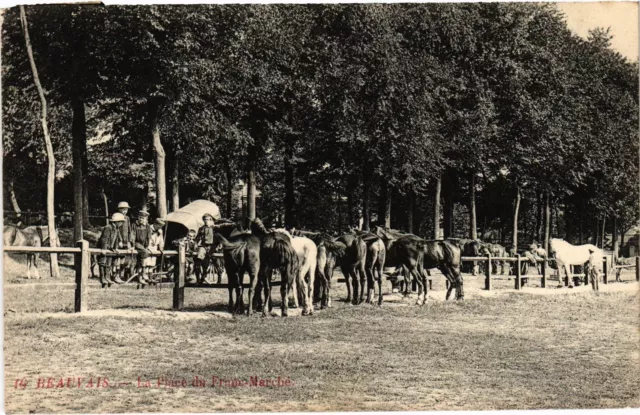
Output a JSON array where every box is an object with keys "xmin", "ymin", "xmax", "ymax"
[
  {"xmin": 97, "ymin": 213, "xmax": 126, "ymax": 288},
  {"xmin": 130, "ymin": 208, "xmax": 152, "ymax": 286},
  {"xmin": 194, "ymin": 213, "xmax": 216, "ymax": 284},
  {"xmin": 114, "ymin": 201, "xmax": 132, "ymax": 280}
]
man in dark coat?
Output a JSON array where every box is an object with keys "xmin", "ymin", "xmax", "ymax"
[
  {"xmin": 97, "ymin": 213, "xmax": 126, "ymax": 288},
  {"xmin": 130, "ymin": 209, "xmax": 152, "ymax": 285}
]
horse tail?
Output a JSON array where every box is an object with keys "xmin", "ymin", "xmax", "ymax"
[
  {"xmin": 274, "ymin": 239, "xmax": 299, "ymax": 279},
  {"xmin": 355, "ymin": 236, "xmax": 367, "ymax": 261},
  {"xmin": 324, "ymin": 240, "xmax": 346, "ymax": 258}
]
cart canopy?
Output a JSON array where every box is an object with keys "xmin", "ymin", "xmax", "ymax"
[{"xmin": 164, "ymin": 200, "xmax": 221, "ymax": 248}]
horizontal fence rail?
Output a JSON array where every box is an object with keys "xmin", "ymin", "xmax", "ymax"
[{"xmin": 4, "ymin": 242, "xmax": 640, "ymax": 313}]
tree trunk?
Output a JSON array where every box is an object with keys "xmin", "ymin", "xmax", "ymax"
[
  {"xmin": 433, "ymin": 174, "xmax": 441, "ymax": 239},
  {"xmin": 246, "ymin": 148, "xmax": 257, "ymax": 220},
  {"xmin": 407, "ymin": 188, "xmax": 414, "ymax": 234},
  {"xmin": 469, "ymin": 173, "xmax": 477, "ymax": 240},
  {"xmin": 443, "ymin": 171, "xmax": 454, "ymax": 238},
  {"xmin": 170, "ymin": 156, "xmax": 180, "ymax": 212},
  {"xmin": 362, "ymin": 174, "xmax": 370, "ymax": 231},
  {"xmin": 337, "ymin": 190, "xmax": 343, "ymax": 233},
  {"xmin": 378, "ymin": 180, "xmax": 391, "ymax": 228},
  {"xmin": 21, "ymin": 5, "xmax": 59, "ymax": 277},
  {"xmin": 513, "ymin": 183, "xmax": 521, "ymax": 251},
  {"xmin": 8, "ymin": 180, "xmax": 22, "ymax": 216},
  {"xmin": 579, "ymin": 205, "xmax": 584, "ymax": 244},
  {"xmin": 225, "ymin": 157, "xmax": 233, "ymax": 219},
  {"xmin": 347, "ymin": 180, "xmax": 354, "ymax": 228},
  {"xmin": 71, "ymin": 97, "xmax": 85, "ymax": 242},
  {"xmin": 535, "ymin": 191, "xmax": 542, "ymax": 242},
  {"xmin": 101, "ymin": 188, "xmax": 109, "ymax": 226},
  {"xmin": 149, "ymin": 100, "xmax": 167, "ymax": 218},
  {"xmin": 543, "ymin": 191, "xmax": 551, "ymax": 254},
  {"xmin": 284, "ymin": 143, "xmax": 295, "ymax": 228},
  {"xmin": 601, "ymin": 217, "xmax": 606, "ymax": 250},
  {"xmin": 612, "ymin": 216, "xmax": 619, "ymax": 258},
  {"xmin": 81, "ymin": 130, "xmax": 89, "ymax": 228}
]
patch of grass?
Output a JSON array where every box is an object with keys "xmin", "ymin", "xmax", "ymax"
[{"xmin": 4, "ymin": 275, "xmax": 639, "ymax": 412}]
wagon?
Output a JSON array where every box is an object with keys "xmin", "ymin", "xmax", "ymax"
[{"xmin": 163, "ymin": 199, "xmax": 222, "ymax": 249}]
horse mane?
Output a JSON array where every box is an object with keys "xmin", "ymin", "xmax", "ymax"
[
  {"xmin": 250, "ymin": 218, "xmax": 270, "ymax": 237},
  {"xmin": 273, "ymin": 228, "xmax": 293, "ymax": 240}
]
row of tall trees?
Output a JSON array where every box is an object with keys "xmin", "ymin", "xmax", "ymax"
[{"xmin": 2, "ymin": 3, "xmax": 638, "ymax": 255}]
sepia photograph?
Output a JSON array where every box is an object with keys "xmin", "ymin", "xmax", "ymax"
[{"xmin": 1, "ymin": 0, "xmax": 639, "ymax": 413}]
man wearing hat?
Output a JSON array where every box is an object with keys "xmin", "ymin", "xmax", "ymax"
[
  {"xmin": 97, "ymin": 213, "xmax": 126, "ymax": 288},
  {"xmin": 129, "ymin": 208, "xmax": 152, "ymax": 285},
  {"xmin": 194, "ymin": 213, "xmax": 216, "ymax": 284},
  {"xmin": 522, "ymin": 242, "xmax": 544, "ymax": 286}
]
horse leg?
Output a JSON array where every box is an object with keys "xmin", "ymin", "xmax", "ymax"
[
  {"xmin": 342, "ymin": 265, "xmax": 352, "ymax": 303},
  {"xmin": 326, "ymin": 262, "xmax": 335, "ymax": 308},
  {"xmin": 280, "ymin": 274, "xmax": 289, "ymax": 317},
  {"xmin": 26, "ymin": 254, "xmax": 32, "ymax": 279},
  {"xmin": 365, "ymin": 264, "xmax": 374, "ymax": 304},
  {"xmin": 351, "ymin": 267, "xmax": 360, "ymax": 305},
  {"xmin": 289, "ymin": 277, "xmax": 299, "ymax": 309},
  {"xmin": 444, "ymin": 270, "xmax": 455, "ymax": 300},
  {"xmin": 307, "ymin": 267, "xmax": 315, "ymax": 315},
  {"xmin": 411, "ymin": 266, "xmax": 424, "ymax": 305},
  {"xmin": 261, "ymin": 267, "xmax": 272, "ymax": 317},
  {"xmin": 33, "ymin": 253, "xmax": 42, "ymax": 279},
  {"xmin": 227, "ymin": 272, "xmax": 236, "ymax": 312},
  {"xmin": 247, "ymin": 263, "xmax": 260, "ymax": 316},
  {"xmin": 376, "ymin": 265, "xmax": 384, "ymax": 306},
  {"xmin": 452, "ymin": 266, "xmax": 464, "ymax": 300},
  {"xmin": 297, "ymin": 271, "xmax": 311, "ymax": 316},
  {"xmin": 402, "ymin": 264, "xmax": 411, "ymax": 297}
]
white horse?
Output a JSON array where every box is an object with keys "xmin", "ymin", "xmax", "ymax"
[
  {"xmin": 549, "ymin": 238, "xmax": 603, "ymax": 290},
  {"xmin": 273, "ymin": 229, "xmax": 318, "ymax": 315}
]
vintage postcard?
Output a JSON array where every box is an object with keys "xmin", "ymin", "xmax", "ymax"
[{"xmin": 2, "ymin": 0, "xmax": 639, "ymax": 413}]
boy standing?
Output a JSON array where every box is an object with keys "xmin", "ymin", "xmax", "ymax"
[{"xmin": 97, "ymin": 213, "xmax": 126, "ymax": 288}]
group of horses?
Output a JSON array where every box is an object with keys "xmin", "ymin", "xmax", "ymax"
[{"xmin": 205, "ymin": 219, "xmax": 465, "ymax": 316}]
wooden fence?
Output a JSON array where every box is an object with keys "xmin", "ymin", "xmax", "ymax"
[{"xmin": 4, "ymin": 242, "xmax": 640, "ymax": 313}]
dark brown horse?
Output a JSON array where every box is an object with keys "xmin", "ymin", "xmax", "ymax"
[
  {"xmin": 375, "ymin": 227, "xmax": 464, "ymax": 303},
  {"xmin": 335, "ymin": 234, "xmax": 368, "ymax": 305},
  {"xmin": 294, "ymin": 230, "xmax": 346, "ymax": 309},
  {"xmin": 213, "ymin": 232, "xmax": 261, "ymax": 315},
  {"xmin": 351, "ymin": 229, "xmax": 387, "ymax": 306},
  {"xmin": 3, "ymin": 225, "xmax": 51, "ymax": 278},
  {"xmin": 251, "ymin": 219, "xmax": 300, "ymax": 317},
  {"xmin": 423, "ymin": 239, "xmax": 464, "ymax": 301}
]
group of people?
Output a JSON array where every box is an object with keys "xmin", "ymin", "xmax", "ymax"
[
  {"xmin": 96, "ymin": 202, "xmax": 165, "ymax": 288},
  {"xmin": 97, "ymin": 202, "xmax": 225, "ymax": 288}
]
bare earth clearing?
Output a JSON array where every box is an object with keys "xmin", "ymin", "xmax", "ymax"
[{"xmin": 3, "ymin": 253, "xmax": 640, "ymax": 413}]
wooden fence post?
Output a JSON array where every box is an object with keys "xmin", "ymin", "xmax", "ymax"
[
  {"xmin": 583, "ymin": 263, "xmax": 589, "ymax": 286},
  {"xmin": 173, "ymin": 242, "xmax": 186, "ymax": 310},
  {"xmin": 514, "ymin": 254, "xmax": 521, "ymax": 290},
  {"xmin": 541, "ymin": 258, "xmax": 547, "ymax": 288},
  {"xmin": 75, "ymin": 240, "xmax": 89, "ymax": 313},
  {"xmin": 485, "ymin": 254, "xmax": 492, "ymax": 291},
  {"xmin": 602, "ymin": 258, "xmax": 608, "ymax": 285},
  {"xmin": 636, "ymin": 256, "xmax": 640, "ymax": 282}
]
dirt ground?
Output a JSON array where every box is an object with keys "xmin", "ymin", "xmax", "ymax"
[{"xmin": 3, "ymin": 253, "xmax": 640, "ymax": 413}]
